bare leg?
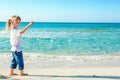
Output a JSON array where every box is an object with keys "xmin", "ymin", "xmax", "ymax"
[
  {"xmin": 10, "ymin": 68, "xmax": 14, "ymax": 76},
  {"xmin": 20, "ymin": 70, "xmax": 28, "ymax": 76},
  {"xmin": 20, "ymin": 70, "xmax": 24, "ymax": 76}
]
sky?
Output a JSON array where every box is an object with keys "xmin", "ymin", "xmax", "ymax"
[{"xmin": 0, "ymin": 0, "xmax": 120, "ymax": 22}]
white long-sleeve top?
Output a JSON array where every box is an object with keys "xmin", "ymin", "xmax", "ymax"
[{"xmin": 10, "ymin": 28, "xmax": 22, "ymax": 52}]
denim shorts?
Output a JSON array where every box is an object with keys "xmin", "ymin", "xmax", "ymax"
[{"xmin": 10, "ymin": 51, "xmax": 24, "ymax": 70}]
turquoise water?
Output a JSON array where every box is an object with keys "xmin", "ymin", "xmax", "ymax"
[{"xmin": 0, "ymin": 22, "xmax": 120, "ymax": 55}]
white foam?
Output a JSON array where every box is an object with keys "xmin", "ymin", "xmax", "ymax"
[
  {"xmin": 22, "ymin": 30, "xmax": 83, "ymax": 38},
  {"xmin": 0, "ymin": 30, "xmax": 10, "ymax": 38},
  {"xmin": 0, "ymin": 53, "xmax": 120, "ymax": 64}
]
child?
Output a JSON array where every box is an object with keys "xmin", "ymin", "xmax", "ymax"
[{"xmin": 6, "ymin": 15, "xmax": 33, "ymax": 76}]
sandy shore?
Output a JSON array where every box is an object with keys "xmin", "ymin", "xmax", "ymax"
[
  {"xmin": 0, "ymin": 67, "xmax": 120, "ymax": 80},
  {"xmin": 0, "ymin": 62, "xmax": 120, "ymax": 80}
]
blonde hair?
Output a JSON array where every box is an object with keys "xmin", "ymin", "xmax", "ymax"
[{"xmin": 6, "ymin": 15, "xmax": 21, "ymax": 30}]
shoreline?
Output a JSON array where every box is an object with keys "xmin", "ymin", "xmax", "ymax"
[{"xmin": 0, "ymin": 53, "xmax": 120, "ymax": 67}]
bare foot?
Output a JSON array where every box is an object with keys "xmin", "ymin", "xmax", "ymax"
[
  {"xmin": 10, "ymin": 73, "xmax": 18, "ymax": 76},
  {"xmin": 20, "ymin": 73, "xmax": 28, "ymax": 76}
]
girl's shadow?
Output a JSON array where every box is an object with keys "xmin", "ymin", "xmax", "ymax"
[{"xmin": 28, "ymin": 74, "xmax": 120, "ymax": 79}]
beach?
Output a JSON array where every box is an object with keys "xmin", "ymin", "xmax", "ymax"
[
  {"xmin": 0, "ymin": 54, "xmax": 120, "ymax": 80},
  {"xmin": 0, "ymin": 0, "xmax": 120, "ymax": 79}
]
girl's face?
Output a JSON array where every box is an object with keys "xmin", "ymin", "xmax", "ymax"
[{"xmin": 11, "ymin": 17, "xmax": 21, "ymax": 28}]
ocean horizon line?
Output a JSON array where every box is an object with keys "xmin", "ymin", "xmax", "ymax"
[{"xmin": 0, "ymin": 21, "xmax": 120, "ymax": 24}]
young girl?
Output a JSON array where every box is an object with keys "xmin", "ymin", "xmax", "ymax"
[{"xmin": 6, "ymin": 15, "xmax": 33, "ymax": 76}]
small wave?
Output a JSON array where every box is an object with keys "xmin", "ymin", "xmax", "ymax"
[
  {"xmin": 0, "ymin": 53, "xmax": 120, "ymax": 64},
  {"xmin": 23, "ymin": 30, "xmax": 85, "ymax": 38},
  {"xmin": 0, "ymin": 30, "xmax": 9, "ymax": 38}
]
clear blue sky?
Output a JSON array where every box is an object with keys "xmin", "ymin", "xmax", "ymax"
[{"xmin": 0, "ymin": 0, "xmax": 120, "ymax": 22}]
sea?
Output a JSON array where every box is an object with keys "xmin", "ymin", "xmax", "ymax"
[
  {"xmin": 1, "ymin": 22, "xmax": 120, "ymax": 64},
  {"xmin": 0, "ymin": 22, "xmax": 120, "ymax": 56}
]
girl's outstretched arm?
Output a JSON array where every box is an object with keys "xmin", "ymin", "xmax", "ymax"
[{"xmin": 20, "ymin": 22, "xmax": 33, "ymax": 34}]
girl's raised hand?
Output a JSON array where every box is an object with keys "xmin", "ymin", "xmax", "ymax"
[
  {"xmin": 28, "ymin": 21, "xmax": 33, "ymax": 26},
  {"xmin": 20, "ymin": 21, "xmax": 34, "ymax": 34}
]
